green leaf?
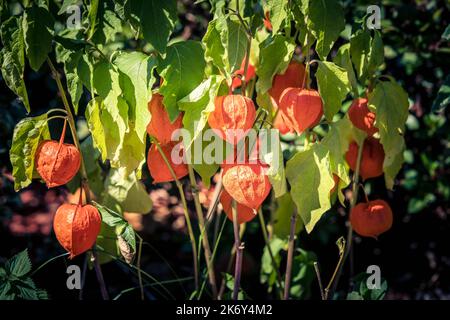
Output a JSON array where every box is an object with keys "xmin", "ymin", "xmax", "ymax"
[
  {"xmin": 114, "ymin": 51, "xmax": 156, "ymax": 143},
  {"xmin": 441, "ymin": 24, "xmax": 450, "ymax": 40},
  {"xmin": 57, "ymin": 0, "xmax": 80, "ymax": 15},
  {"xmin": 94, "ymin": 202, "xmax": 126, "ymax": 227},
  {"xmin": 103, "ymin": 168, "xmax": 152, "ymax": 214},
  {"xmin": 271, "ymin": 193, "xmax": 303, "ymax": 239},
  {"xmin": 203, "ymin": 16, "xmax": 248, "ymax": 77},
  {"xmin": 265, "ymin": 0, "xmax": 288, "ymax": 34},
  {"xmin": 256, "ymin": 34, "xmax": 295, "ymax": 94},
  {"xmin": 260, "ymin": 236, "xmax": 285, "ymax": 289},
  {"xmin": 290, "ymin": 248, "xmax": 317, "ymax": 299},
  {"xmin": 221, "ymin": 18, "xmax": 248, "ymax": 76},
  {"xmin": 347, "ymin": 291, "xmax": 364, "ymax": 300},
  {"xmin": 333, "ymin": 43, "xmax": 358, "ymax": 95},
  {"xmin": 0, "ymin": 281, "xmax": 13, "ymax": 300},
  {"xmin": 321, "ymin": 117, "xmax": 354, "ymax": 204},
  {"xmin": 0, "ymin": 16, "xmax": 30, "ymax": 112},
  {"xmin": 89, "ymin": 7, "xmax": 122, "ymax": 45},
  {"xmin": 202, "ymin": 16, "xmax": 248, "ymax": 77},
  {"xmin": 10, "ymin": 114, "xmax": 50, "ymax": 191},
  {"xmin": 350, "ymin": 29, "xmax": 371, "ymax": 81},
  {"xmin": 5, "ymin": 249, "xmax": 32, "ymax": 277},
  {"xmin": 88, "ymin": 60, "xmax": 147, "ymax": 174},
  {"xmin": 286, "ymin": 144, "xmax": 334, "ymax": 233},
  {"xmin": 124, "ymin": 0, "xmax": 177, "ymax": 54},
  {"xmin": 87, "ymin": 0, "xmax": 99, "ymax": 40},
  {"xmin": 352, "ymin": 272, "xmax": 388, "ymax": 300},
  {"xmin": 203, "ymin": 18, "xmax": 226, "ymax": 72},
  {"xmin": 368, "ymin": 79, "xmax": 409, "ymax": 189},
  {"xmin": 350, "ymin": 29, "xmax": 384, "ymax": 82},
  {"xmin": 120, "ymin": 224, "xmax": 136, "ymax": 255},
  {"xmin": 55, "ymin": 30, "xmax": 85, "ymax": 114},
  {"xmin": 22, "ymin": 4, "xmax": 54, "ymax": 71},
  {"xmin": 66, "ymin": 136, "xmax": 103, "ymax": 196},
  {"xmin": 258, "ymin": 129, "xmax": 286, "ymax": 197},
  {"xmin": 306, "ymin": 0, "xmax": 344, "ymax": 60},
  {"xmin": 189, "ymin": 135, "xmax": 220, "ymax": 188},
  {"xmin": 315, "ymin": 61, "xmax": 351, "ymax": 121},
  {"xmin": 178, "ymin": 75, "xmax": 226, "ymax": 151},
  {"xmin": 431, "ymin": 74, "xmax": 450, "ymax": 112},
  {"xmin": 157, "ymin": 40, "xmax": 206, "ymax": 122}
]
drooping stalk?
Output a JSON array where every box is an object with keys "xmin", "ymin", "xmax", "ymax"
[
  {"xmin": 313, "ymin": 261, "xmax": 326, "ymax": 300},
  {"xmin": 325, "ymin": 138, "xmax": 365, "ymax": 299},
  {"xmin": 187, "ymin": 165, "xmax": 218, "ymax": 298},
  {"xmin": 217, "ymin": 222, "xmax": 246, "ymax": 299},
  {"xmin": 231, "ymin": 199, "xmax": 244, "ymax": 300},
  {"xmin": 47, "ymin": 58, "xmax": 108, "ymax": 299},
  {"xmin": 154, "ymin": 142, "xmax": 199, "ymax": 291},
  {"xmin": 136, "ymin": 234, "xmax": 145, "ymax": 300},
  {"xmin": 283, "ymin": 213, "xmax": 297, "ymax": 300}
]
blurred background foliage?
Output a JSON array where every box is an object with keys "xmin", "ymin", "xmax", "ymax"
[{"xmin": 0, "ymin": 0, "xmax": 449, "ymax": 300}]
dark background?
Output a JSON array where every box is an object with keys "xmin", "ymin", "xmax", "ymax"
[{"xmin": 0, "ymin": 0, "xmax": 449, "ymax": 300}]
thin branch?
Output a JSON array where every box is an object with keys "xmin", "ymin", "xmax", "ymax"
[
  {"xmin": 326, "ymin": 138, "xmax": 366, "ymax": 299},
  {"xmin": 154, "ymin": 141, "xmax": 199, "ymax": 291},
  {"xmin": 231, "ymin": 200, "xmax": 244, "ymax": 300},
  {"xmin": 283, "ymin": 213, "xmax": 297, "ymax": 300},
  {"xmin": 313, "ymin": 262, "xmax": 326, "ymax": 300},
  {"xmin": 187, "ymin": 165, "xmax": 218, "ymax": 299}
]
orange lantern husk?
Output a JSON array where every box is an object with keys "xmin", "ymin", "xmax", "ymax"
[
  {"xmin": 53, "ymin": 192, "xmax": 102, "ymax": 259},
  {"xmin": 220, "ymin": 190, "xmax": 256, "ymax": 224},
  {"xmin": 222, "ymin": 162, "xmax": 271, "ymax": 210},
  {"xmin": 278, "ymin": 88, "xmax": 324, "ymax": 134},
  {"xmin": 348, "ymin": 98, "xmax": 378, "ymax": 136},
  {"xmin": 147, "ymin": 93, "xmax": 183, "ymax": 145},
  {"xmin": 345, "ymin": 137, "xmax": 385, "ymax": 180},
  {"xmin": 35, "ymin": 120, "xmax": 81, "ymax": 188},
  {"xmin": 350, "ymin": 199, "xmax": 393, "ymax": 238},
  {"xmin": 208, "ymin": 94, "xmax": 256, "ymax": 145},
  {"xmin": 147, "ymin": 141, "xmax": 189, "ymax": 184}
]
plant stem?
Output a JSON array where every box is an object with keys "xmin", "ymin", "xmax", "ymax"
[
  {"xmin": 154, "ymin": 142, "xmax": 199, "ymax": 291},
  {"xmin": 241, "ymin": 33, "xmax": 252, "ymax": 94},
  {"xmin": 92, "ymin": 247, "xmax": 110, "ymax": 300},
  {"xmin": 47, "ymin": 58, "xmax": 110, "ymax": 298},
  {"xmin": 326, "ymin": 138, "xmax": 365, "ymax": 299},
  {"xmin": 217, "ymin": 223, "xmax": 246, "ymax": 299},
  {"xmin": 231, "ymin": 200, "xmax": 244, "ymax": 300},
  {"xmin": 257, "ymin": 209, "xmax": 284, "ymax": 299},
  {"xmin": 313, "ymin": 262, "xmax": 326, "ymax": 300},
  {"xmin": 47, "ymin": 58, "xmax": 91, "ymax": 203},
  {"xmin": 206, "ymin": 169, "xmax": 223, "ymax": 221},
  {"xmin": 137, "ymin": 234, "xmax": 144, "ymax": 300},
  {"xmin": 187, "ymin": 165, "xmax": 218, "ymax": 299},
  {"xmin": 283, "ymin": 213, "xmax": 297, "ymax": 300}
]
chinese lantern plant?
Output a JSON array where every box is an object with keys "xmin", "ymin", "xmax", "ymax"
[{"xmin": 3, "ymin": 0, "xmax": 413, "ymax": 301}]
